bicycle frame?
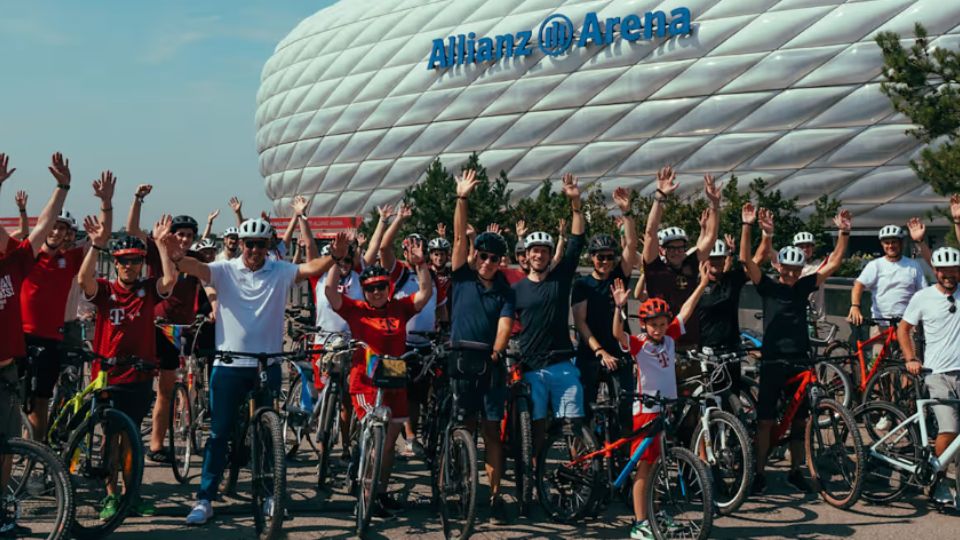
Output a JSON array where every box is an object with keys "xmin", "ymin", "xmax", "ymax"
[
  {"xmin": 772, "ymin": 367, "xmax": 816, "ymax": 443},
  {"xmin": 46, "ymin": 370, "xmax": 109, "ymax": 443},
  {"xmin": 557, "ymin": 414, "xmax": 665, "ymax": 490},
  {"xmin": 852, "ymin": 326, "xmax": 899, "ymax": 392},
  {"xmin": 868, "ymin": 398, "xmax": 960, "ymax": 476}
]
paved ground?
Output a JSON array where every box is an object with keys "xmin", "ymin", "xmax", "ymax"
[{"xmin": 108, "ymin": 443, "xmax": 960, "ymax": 540}]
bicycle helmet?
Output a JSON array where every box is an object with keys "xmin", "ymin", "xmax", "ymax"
[
  {"xmin": 238, "ymin": 218, "xmax": 273, "ymax": 239},
  {"xmin": 639, "ymin": 298, "xmax": 673, "ymax": 321},
  {"xmin": 405, "ymin": 233, "xmax": 425, "ymax": 244},
  {"xmin": 932, "ymin": 247, "xmax": 960, "ymax": 268},
  {"xmin": 110, "ymin": 235, "xmax": 147, "ymax": 257},
  {"xmin": 190, "ymin": 238, "xmax": 217, "ymax": 252},
  {"xmin": 878, "ymin": 225, "xmax": 905, "ymax": 240},
  {"xmin": 515, "ymin": 239, "xmax": 525, "ymax": 254},
  {"xmin": 171, "ymin": 215, "xmax": 199, "ymax": 234},
  {"xmin": 359, "ymin": 265, "xmax": 390, "ymax": 287},
  {"xmin": 524, "ymin": 231, "xmax": 554, "ymax": 250},
  {"xmin": 223, "ymin": 226, "xmax": 239, "ymax": 238},
  {"xmin": 428, "ymin": 237, "xmax": 451, "ymax": 252},
  {"xmin": 777, "ymin": 246, "xmax": 806, "ymax": 267},
  {"xmin": 321, "ymin": 242, "xmax": 355, "ymax": 258},
  {"xmin": 709, "ymin": 239, "xmax": 729, "ymax": 258},
  {"xmin": 588, "ymin": 234, "xmax": 617, "ymax": 254},
  {"xmin": 474, "ymin": 232, "xmax": 507, "ymax": 256},
  {"xmin": 657, "ymin": 226, "xmax": 688, "ymax": 245},
  {"xmin": 55, "ymin": 209, "xmax": 77, "ymax": 230},
  {"xmin": 792, "ymin": 232, "xmax": 815, "ymax": 246}
]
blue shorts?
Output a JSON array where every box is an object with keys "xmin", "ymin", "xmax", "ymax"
[{"xmin": 524, "ymin": 359, "xmax": 584, "ymax": 421}]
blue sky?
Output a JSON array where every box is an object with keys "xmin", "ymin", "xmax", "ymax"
[{"xmin": 0, "ymin": 0, "xmax": 334, "ymax": 230}]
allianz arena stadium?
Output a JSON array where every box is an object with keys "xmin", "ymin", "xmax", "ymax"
[{"xmin": 255, "ymin": 0, "xmax": 960, "ymax": 227}]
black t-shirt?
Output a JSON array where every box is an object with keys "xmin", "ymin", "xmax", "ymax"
[
  {"xmin": 571, "ymin": 265, "xmax": 630, "ymax": 359},
  {"xmin": 644, "ymin": 252, "xmax": 700, "ymax": 349},
  {"xmin": 756, "ymin": 274, "xmax": 818, "ymax": 359},
  {"xmin": 449, "ymin": 265, "xmax": 515, "ymax": 345},
  {"xmin": 697, "ymin": 264, "xmax": 747, "ymax": 351},
  {"xmin": 513, "ymin": 234, "xmax": 585, "ymax": 370}
]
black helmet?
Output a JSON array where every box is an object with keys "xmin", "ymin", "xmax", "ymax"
[
  {"xmin": 359, "ymin": 264, "xmax": 390, "ymax": 286},
  {"xmin": 171, "ymin": 215, "xmax": 199, "ymax": 234},
  {"xmin": 474, "ymin": 232, "xmax": 507, "ymax": 257},
  {"xmin": 588, "ymin": 234, "xmax": 618, "ymax": 254},
  {"xmin": 111, "ymin": 235, "xmax": 147, "ymax": 257}
]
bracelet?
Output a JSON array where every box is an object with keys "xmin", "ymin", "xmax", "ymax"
[
  {"xmin": 331, "ymin": 254, "xmax": 344, "ymax": 262},
  {"xmin": 906, "ymin": 358, "xmax": 920, "ymax": 364},
  {"xmin": 57, "ymin": 183, "xmax": 70, "ymax": 191},
  {"xmin": 741, "ymin": 222, "xmax": 750, "ymax": 226},
  {"xmin": 840, "ymin": 231, "xmax": 850, "ymax": 236},
  {"xmin": 92, "ymin": 245, "xmax": 108, "ymax": 252},
  {"xmin": 101, "ymin": 207, "xmax": 113, "ymax": 212},
  {"xmin": 851, "ymin": 304, "xmax": 860, "ymax": 308},
  {"xmin": 135, "ymin": 196, "xmax": 144, "ymax": 203},
  {"xmin": 594, "ymin": 349, "xmax": 605, "ymax": 358},
  {"xmin": 656, "ymin": 189, "xmax": 667, "ymax": 198},
  {"xmin": 18, "ymin": 208, "xmax": 26, "ymax": 213},
  {"xmin": 456, "ymin": 196, "xmax": 467, "ymax": 200}
]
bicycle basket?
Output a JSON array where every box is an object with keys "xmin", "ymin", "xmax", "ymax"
[{"xmin": 373, "ymin": 357, "xmax": 408, "ymax": 388}]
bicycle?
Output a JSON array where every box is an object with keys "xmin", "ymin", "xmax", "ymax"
[
  {"xmin": 500, "ymin": 349, "xmax": 535, "ymax": 517},
  {"xmin": 761, "ymin": 359, "xmax": 865, "ymax": 509},
  {"xmin": 541, "ymin": 392, "xmax": 714, "ymax": 539},
  {"xmin": 854, "ymin": 369, "xmax": 960, "ymax": 505},
  {"xmin": 216, "ymin": 350, "xmax": 301, "ymax": 540},
  {"xmin": 1, "ymin": 435, "xmax": 76, "ymax": 540}
]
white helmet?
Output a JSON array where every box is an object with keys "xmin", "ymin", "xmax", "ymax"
[
  {"xmin": 777, "ymin": 246, "xmax": 806, "ymax": 267},
  {"xmin": 878, "ymin": 225, "xmax": 905, "ymax": 241},
  {"xmin": 223, "ymin": 226, "xmax": 239, "ymax": 238},
  {"xmin": 932, "ymin": 247, "xmax": 960, "ymax": 268},
  {"xmin": 56, "ymin": 210, "xmax": 77, "ymax": 230},
  {"xmin": 524, "ymin": 231, "xmax": 555, "ymax": 250},
  {"xmin": 709, "ymin": 239, "xmax": 729, "ymax": 258},
  {"xmin": 658, "ymin": 227, "xmax": 688, "ymax": 245},
  {"xmin": 793, "ymin": 232, "xmax": 815, "ymax": 246},
  {"xmin": 190, "ymin": 238, "xmax": 217, "ymax": 252},
  {"xmin": 238, "ymin": 218, "xmax": 273, "ymax": 239}
]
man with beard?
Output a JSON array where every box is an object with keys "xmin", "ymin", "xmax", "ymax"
[
  {"xmin": 899, "ymin": 246, "xmax": 960, "ymax": 506},
  {"xmin": 216, "ymin": 226, "xmax": 240, "ymax": 261},
  {"xmin": 571, "ymin": 186, "xmax": 638, "ymax": 423},
  {"xmin": 20, "ymin": 168, "xmax": 114, "ymax": 442},
  {"xmin": 427, "ymin": 236, "xmax": 452, "ymax": 324}
]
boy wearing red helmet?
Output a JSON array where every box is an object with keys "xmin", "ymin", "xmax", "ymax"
[{"xmin": 611, "ymin": 266, "xmax": 709, "ymax": 540}]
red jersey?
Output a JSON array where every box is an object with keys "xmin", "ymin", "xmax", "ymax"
[
  {"xmin": 89, "ymin": 277, "xmax": 167, "ymax": 384},
  {"xmin": 432, "ymin": 267, "xmax": 451, "ymax": 307},
  {"xmin": 334, "ymin": 295, "xmax": 419, "ymax": 393},
  {"xmin": 0, "ymin": 238, "xmax": 35, "ymax": 360},
  {"xmin": 20, "ymin": 247, "xmax": 84, "ymax": 340},
  {"xmin": 501, "ymin": 267, "xmax": 527, "ymax": 335},
  {"xmin": 147, "ymin": 238, "xmax": 203, "ymax": 324}
]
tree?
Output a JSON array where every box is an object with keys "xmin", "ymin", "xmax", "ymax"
[{"xmin": 877, "ymin": 23, "xmax": 960, "ymax": 195}]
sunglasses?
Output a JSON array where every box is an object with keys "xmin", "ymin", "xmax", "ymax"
[
  {"xmin": 594, "ymin": 253, "xmax": 617, "ymax": 262},
  {"xmin": 477, "ymin": 252, "xmax": 501, "ymax": 263},
  {"xmin": 949, "ymin": 294, "xmax": 956, "ymax": 314},
  {"xmin": 116, "ymin": 257, "xmax": 144, "ymax": 266},
  {"xmin": 364, "ymin": 283, "xmax": 389, "ymax": 293},
  {"xmin": 664, "ymin": 244, "xmax": 687, "ymax": 252},
  {"xmin": 244, "ymin": 240, "xmax": 268, "ymax": 249}
]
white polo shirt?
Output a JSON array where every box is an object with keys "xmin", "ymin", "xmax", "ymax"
[
  {"xmin": 208, "ymin": 257, "xmax": 299, "ymax": 367},
  {"xmin": 856, "ymin": 257, "xmax": 927, "ymax": 319},
  {"xmin": 902, "ymin": 285, "xmax": 960, "ymax": 374}
]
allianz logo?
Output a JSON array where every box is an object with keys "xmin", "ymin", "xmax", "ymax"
[{"xmin": 427, "ymin": 7, "xmax": 693, "ymax": 70}]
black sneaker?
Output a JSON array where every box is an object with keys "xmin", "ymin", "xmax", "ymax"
[
  {"xmin": 751, "ymin": 474, "xmax": 766, "ymax": 495},
  {"xmin": 377, "ymin": 493, "xmax": 402, "ymax": 511},
  {"xmin": 146, "ymin": 447, "xmax": 174, "ymax": 464},
  {"xmin": 787, "ymin": 469, "xmax": 812, "ymax": 493},
  {"xmin": 490, "ymin": 495, "xmax": 507, "ymax": 525},
  {"xmin": 371, "ymin": 501, "xmax": 395, "ymax": 520}
]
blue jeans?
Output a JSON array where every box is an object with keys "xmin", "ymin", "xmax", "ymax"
[
  {"xmin": 523, "ymin": 359, "xmax": 585, "ymax": 421},
  {"xmin": 198, "ymin": 365, "xmax": 281, "ymax": 502}
]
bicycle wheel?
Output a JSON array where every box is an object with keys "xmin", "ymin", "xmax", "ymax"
[
  {"xmin": 315, "ymin": 387, "xmax": 338, "ymax": 489},
  {"xmin": 823, "ymin": 342, "xmax": 857, "ymax": 389},
  {"xmin": 689, "ymin": 410, "xmax": 753, "ymax": 515},
  {"xmin": 252, "ymin": 410, "xmax": 286, "ymax": 540},
  {"xmin": 863, "ymin": 365, "xmax": 923, "ymax": 412},
  {"xmin": 169, "ymin": 382, "xmax": 193, "ymax": 484},
  {"xmin": 282, "ymin": 372, "xmax": 304, "ymax": 458},
  {"xmin": 647, "ymin": 447, "xmax": 713, "ymax": 540},
  {"xmin": 536, "ymin": 422, "xmax": 600, "ymax": 524},
  {"xmin": 65, "ymin": 407, "xmax": 143, "ymax": 540},
  {"xmin": 439, "ymin": 428, "xmax": 478, "ymax": 539},
  {"xmin": 805, "ymin": 398, "xmax": 864, "ymax": 509},
  {"xmin": 3, "ymin": 437, "xmax": 76, "ymax": 540},
  {"xmin": 853, "ymin": 401, "xmax": 919, "ymax": 503},
  {"xmin": 816, "ymin": 361, "xmax": 853, "ymax": 411},
  {"xmin": 513, "ymin": 398, "xmax": 534, "ymax": 517},
  {"xmin": 356, "ymin": 423, "xmax": 383, "ymax": 539}
]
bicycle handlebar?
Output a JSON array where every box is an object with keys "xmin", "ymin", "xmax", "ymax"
[{"xmin": 860, "ymin": 317, "xmax": 902, "ymax": 327}]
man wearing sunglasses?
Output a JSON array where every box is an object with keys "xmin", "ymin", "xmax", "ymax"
[
  {"xmin": 165, "ymin": 218, "xmax": 349, "ymax": 526},
  {"xmin": 79, "ymin": 215, "xmax": 179, "ymax": 519},
  {"xmin": 900, "ymin": 246, "xmax": 960, "ymax": 506},
  {"xmin": 641, "ymin": 166, "xmax": 721, "ymax": 351},
  {"xmin": 572, "ymin": 186, "xmax": 639, "ymax": 425}
]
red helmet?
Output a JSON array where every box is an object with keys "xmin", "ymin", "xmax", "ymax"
[{"xmin": 639, "ymin": 298, "xmax": 672, "ymax": 321}]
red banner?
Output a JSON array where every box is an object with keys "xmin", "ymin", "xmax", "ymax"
[{"xmin": 0, "ymin": 217, "xmax": 38, "ymax": 233}]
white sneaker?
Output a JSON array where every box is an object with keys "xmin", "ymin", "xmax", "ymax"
[
  {"xmin": 874, "ymin": 415, "xmax": 892, "ymax": 432},
  {"xmin": 186, "ymin": 500, "xmax": 213, "ymax": 526},
  {"xmin": 262, "ymin": 496, "xmax": 275, "ymax": 517},
  {"xmin": 26, "ymin": 472, "xmax": 46, "ymax": 495},
  {"xmin": 932, "ymin": 482, "xmax": 954, "ymax": 506}
]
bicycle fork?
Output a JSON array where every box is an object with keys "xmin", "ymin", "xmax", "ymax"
[{"xmin": 696, "ymin": 404, "xmax": 721, "ymax": 466}]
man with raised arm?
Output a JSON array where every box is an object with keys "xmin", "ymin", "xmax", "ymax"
[{"xmin": 641, "ymin": 167, "xmax": 721, "ymax": 351}]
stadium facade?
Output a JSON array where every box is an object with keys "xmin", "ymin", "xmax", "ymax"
[{"xmin": 255, "ymin": 0, "xmax": 960, "ymax": 227}]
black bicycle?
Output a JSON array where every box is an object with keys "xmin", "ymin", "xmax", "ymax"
[{"xmin": 501, "ymin": 350, "xmax": 535, "ymax": 517}]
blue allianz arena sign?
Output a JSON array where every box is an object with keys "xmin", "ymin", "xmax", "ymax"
[{"xmin": 427, "ymin": 8, "xmax": 693, "ymax": 70}]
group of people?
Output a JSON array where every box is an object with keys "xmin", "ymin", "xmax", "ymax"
[{"xmin": 2, "ymin": 151, "xmax": 960, "ymax": 540}]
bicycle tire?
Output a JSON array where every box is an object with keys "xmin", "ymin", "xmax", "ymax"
[
  {"xmin": 3, "ymin": 437, "xmax": 76, "ymax": 540},
  {"xmin": 863, "ymin": 365, "xmax": 924, "ymax": 413},
  {"xmin": 282, "ymin": 372, "xmax": 304, "ymax": 458},
  {"xmin": 356, "ymin": 423, "xmax": 384, "ymax": 539},
  {"xmin": 170, "ymin": 382, "xmax": 193, "ymax": 484},
  {"xmin": 815, "ymin": 361, "xmax": 853, "ymax": 412},
  {"xmin": 852, "ymin": 400, "xmax": 918, "ymax": 503},
  {"xmin": 823, "ymin": 342, "xmax": 857, "ymax": 390},
  {"xmin": 536, "ymin": 421, "xmax": 600, "ymax": 524},
  {"xmin": 439, "ymin": 428, "xmax": 478, "ymax": 539},
  {"xmin": 65, "ymin": 407, "xmax": 143, "ymax": 540},
  {"xmin": 648, "ymin": 446, "xmax": 713, "ymax": 540},
  {"xmin": 252, "ymin": 410, "xmax": 286, "ymax": 540},
  {"xmin": 516, "ymin": 398, "xmax": 534, "ymax": 517},
  {"xmin": 316, "ymin": 385, "xmax": 338, "ymax": 490},
  {"xmin": 689, "ymin": 410, "xmax": 753, "ymax": 515},
  {"xmin": 805, "ymin": 398, "xmax": 864, "ymax": 509}
]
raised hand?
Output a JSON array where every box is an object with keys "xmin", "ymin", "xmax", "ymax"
[
  {"xmin": 83, "ymin": 215, "xmax": 108, "ymax": 245},
  {"xmin": 486, "ymin": 223, "xmax": 502, "ymax": 235},
  {"xmin": 135, "ymin": 184, "xmax": 153, "ymax": 199},
  {"xmin": 613, "ymin": 186, "xmax": 632, "ymax": 213},
  {"xmin": 291, "ymin": 195, "xmax": 309, "ymax": 216},
  {"xmin": 703, "ymin": 173, "xmax": 721, "ymax": 206},
  {"xmin": 611, "ymin": 278, "xmax": 629, "ymax": 307},
  {"xmin": 15, "ymin": 190, "xmax": 27, "ymax": 210},
  {"xmin": 834, "ymin": 209, "xmax": 852, "ymax": 233},
  {"xmin": 951, "ymin": 195, "xmax": 960, "ymax": 223},
  {"xmin": 907, "ymin": 216, "xmax": 925, "ymax": 242},
  {"xmin": 724, "ymin": 233, "xmax": 736, "ymax": 252},
  {"xmin": 455, "ymin": 169, "xmax": 478, "ymax": 198},
  {"xmin": 758, "ymin": 208, "xmax": 774, "ymax": 235},
  {"xmin": 557, "ymin": 218, "xmax": 567, "ymax": 234},
  {"xmin": 515, "ymin": 219, "xmax": 528, "ymax": 239},
  {"xmin": 153, "ymin": 214, "xmax": 173, "ymax": 242},
  {"xmin": 397, "ymin": 203, "xmax": 413, "ymax": 219},
  {"xmin": 207, "ymin": 209, "xmax": 220, "ymax": 222},
  {"xmin": 0, "ymin": 153, "xmax": 15, "ymax": 184},
  {"xmin": 698, "ymin": 208, "xmax": 710, "ymax": 230},
  {"xmin": 356, "ymin": 232, "xmax": 367, "ymax": 247},
  {"xmin": 465, "ymin": 223, "xmax": 476, "ymax": 238},
  {"xmin": 49, "ymin": 152, "xmax": 71, "ymax": 186},
  {"xmin": 377, "ymin": 204, "xmax": 394, "ymax": 220},
  {"xmin": 561, "ymin": 172, "xmax": 581, "ymax": 200},
  {"xmin": 699, "ymin": 261, "xmax": 711, "ymax": 285},
  {"xmin": 436, "ymin": 222, "xmax": 447, "ymax": 238},
  {"xmin": 229, "ymin": 196, "xmax": 242, "ymax": 213},
  {"xmin": 92, "ymin": 171, "xmax": 116, "ymax": 202},
  {"xmin": 741, "ymin": 202, "xmax": 756, "ymax": 225},
  {"xmin": 407, "ymin": 236, "xmax": 425, "ymax": 265},
  {"xmin": 655, "ymin": 165, "xmax": 678, "ymax": 196},
  {"xmin": 330, "ymin": 231, "xmax": 350, "ymax": 259}
]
